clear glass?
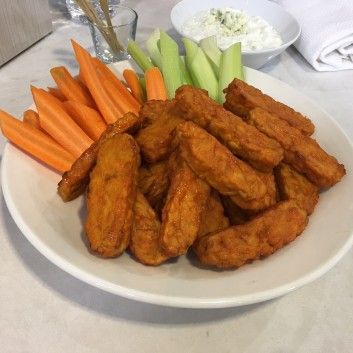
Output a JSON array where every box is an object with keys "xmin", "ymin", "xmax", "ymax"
[
  {"xmin": 65, "ymin": 0, "xmax": 120, "ymax": 24},
  {"xmin": 88, "ymin": 5, "xmax": 137, "ymax": 63}
]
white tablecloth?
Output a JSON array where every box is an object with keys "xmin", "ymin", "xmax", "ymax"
[{"xmin": 0, "ymin": 1, "xmax": 352, "ymax": 352}]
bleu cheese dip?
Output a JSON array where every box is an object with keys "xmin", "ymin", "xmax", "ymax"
[{"xmin": 181, "ymin": 8, "xmax": 283, "ymax": 51}]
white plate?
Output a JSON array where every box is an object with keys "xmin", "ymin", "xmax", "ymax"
[{"xmin": 2, "ymin": 67, "xmax": 353, "ymax": 308}]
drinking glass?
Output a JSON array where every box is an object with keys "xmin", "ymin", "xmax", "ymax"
[{"xmin": 88, "ymin": 5, "xmax": 137, "ymax": 63}]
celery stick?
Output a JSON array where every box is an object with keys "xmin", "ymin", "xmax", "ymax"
[
  {"xmin": 218, "ymin": 42, "xmax": 243, "ymax": 103},
  {"xmin": 160, "ymin": 31, "xmax": 183, "ymax": 98},
  {"xmin": 182, "ymin": 37, "xmax": 201, "ymax": 87},
  {"xmin": 200, "ymin": 36, "xmax": 222, "ymax": 78},
  {"xmin": 127, "ymin": 40, "xmax": 154, "ymax": 72},
  {"xmin": 146, "ymin": 29, "xmax": 162, "ymax": 70},
  {"xmin": 190, "ymin": 47, "xmax": 219, "ymax": 101},
  {"xmin": 179, "ymin": 57, "xmax": 193, "ymax": 85}
]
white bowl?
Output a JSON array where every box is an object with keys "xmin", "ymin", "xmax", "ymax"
[{"xmin": 171, "ymin": 0, "xmax": 301, "ymax": 69}]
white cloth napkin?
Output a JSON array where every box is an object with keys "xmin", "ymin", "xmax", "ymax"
[{"xmin": 277, "ymin": 0, "xmax": 353, "ymax": 71}]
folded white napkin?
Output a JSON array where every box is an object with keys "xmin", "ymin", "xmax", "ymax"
[{"xmin": 277, "ymin": 0, "xmax": 353, "ymax": 71}]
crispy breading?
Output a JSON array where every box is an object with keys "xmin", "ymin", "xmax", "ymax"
[
  {"xmin": 160, "ymin": 160, "xmax": 211, "ymax": 257},
  {"xmin": 230, "ymin": 171, "xmax": 277, "ymax": 213},
  {"xmin": 193, "ymin": 200, "xmax": 308, "ymax": 269},
  {"xmin": 224, "ymin": 79, "xmax": 315, "ymax": 136},
  {"xmin": 175, "ymin": 85, "xmax": 283, "ymax": 171},
  {"xmin": 246, "ymin": 108, "xmax": 346, "ymax": 188},
  {"xmin": 198, "ymin": 190, "xmax": 230, "ymax": 238},
  {"xmin": 129, "ymin": 192, "xmax": 169, "ymax": 266},
  {"xmin": 85, "ymin": 134, "xmax": 140, "ymax": 258},
  {"xmin": 275, "ymin": 163, "xmax": 319, "ymax": 215},
  {"xmin": 138, "ymin": 160, "xmax": 170, "ymax": 210},
  {"xmin": 139, "ymin": 99, "xmax": 174, "ymax": 124},
  {"xmin": 58, "ymin": 112, "xmax": 143, "ymax": 202},
  {"xmin": 136, "ymin": 100, "xmax": 183, "ymax": 163},
  {"xmin": 177, "ymin": 121, "xmax": 267, "ymax": 201}
]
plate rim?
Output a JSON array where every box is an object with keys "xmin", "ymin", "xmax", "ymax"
[{"xmin": 2, "ymin": 67, "xmax": 353, "ymax": 309}]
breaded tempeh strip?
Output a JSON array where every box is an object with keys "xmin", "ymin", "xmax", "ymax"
[
  {"xmin": 230, "ymin": 170, "xmax": 277, "ymax": 213},
  {"xmin": 198, "ymin": 190, "xmax": 230, "ymax": 238},
  {"xmin": 136, "ymin": 100, "xmax": 183, "ymax": 163},
  {"xmin": 246, "ymin": 108, "xmax": 345, "ymax": 188},
  {"xmin": 85, "ymin": 134, "xmax": 140, "ymax": 258},
  {"xmin": 58, "ymin": 112, "xmax": 143, "ymax": 202},
  {"xmin": 177, "ymin": 121, "xmax": 267, "ymax": 201},
  {"xmin": 139, "ymin": 99, "xmax": 174, "ymax": 124},
  {"xmin": 130, "ymin": 192, "xmax": 169, "ymax": 266},
  {"xmin": 275, "ymin": 163, "xmax": 319, "ymax": 215},
  {"xmin": 193, "ymin": 200, "xmax": 308, "ymax": 269},
  {"xmin": 175, "ymin": 85, "xmax": 283, "ymax": 171},
  {"xmin": 224, "ymin": 79, "xmax": 315, "ymax": 136},
  {"xmin": 160, "ymin": 159, "xmax": 211, "ymax": 257},
  {"xmin": 138, "ymin": 160, "xmax": 170, "ymax": 210}
]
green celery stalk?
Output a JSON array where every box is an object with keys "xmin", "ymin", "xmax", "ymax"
[
  {"xmin": 182, "ymin": 37, "xmax": 201, "ymax": 87},
  {"xmin": 200, "ymin": 36, "xmax": 222, "ymax": 78},
  {"xmin": 179, "ymin": 57, "xmax": 193, "ymax": 85},
  {"xmin": 160, "ymin": 31, "xmax": 183, "ymax": 98},
  {"xmin": 146, "ymin": 29, "xmax": 162, "ymax": 70},
  {"xmin": 218, "ymin": 42, "xmax": 244, "ymax": 103},
  {"xmin": 127, "ymin": 40, "xmax": 154, "ymax": 72},
  {"xmin": 190, "ymin": 47, "xmax": 219, "ymax": 101}
]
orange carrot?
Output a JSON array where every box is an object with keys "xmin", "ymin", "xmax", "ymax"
[
  {"xmin": 48, "ymin": 86, "xmax": 66, "ymax": 101},
  {"xmin": 0, "ymin": 110, "xmax": 75, "ymax": 173},
  {"xmin": 31, "ymin": 86, "xmax": 93, "ymax": 158},
  {"xmin": 63, "ymin": 100, "xmax": 107, "ymax": 141},
  {"xmin": 92, "ymin": 57, "xmax": 141, "ymax": 111},
  {"xmin": 23, "ymin": 109, "xmax": 41, "ymax": 129},
  {"xmin": 71, "ymin": 40, "xmax": 122, "ymax": 124},
  {"xmin": 50, "ymin": 66, "xmax": 95, "ymax": 108},
  {"xmin": 145, "ymin": 67, "xmax": 168, "ymax": 101},
  {"xmin": 99, "ymin": 76, "xmax": 139, "ymax": 116},
  {"xmin": 123, "ymin": 69, "xmax": 145, "ymax": 104}
]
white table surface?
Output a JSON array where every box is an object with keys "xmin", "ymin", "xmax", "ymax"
[{"xmin": 0, "ymin": 1, "xmax": 352, "ymax": 352}]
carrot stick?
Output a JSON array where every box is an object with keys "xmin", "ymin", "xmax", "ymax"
[
  {"xmin": 31, "ymin": 86, "xmax": 93, "ymax": 158},
  {"xmin": 145, "ymin": 67, "xmax": 168, "ymax": 101},
  {"xmin": 123, "ymin": 69, "xmax": 145, "ymax": 104},
  {"xmin": 99, "ymin": 75, "xmax": 139, "ymax": 116},
  {"xmin": 47, "ymin": 87, "xmax": 66, "ymax": 101},
  {"xmin": 0, "ymin": 110, "xmax": 75, "ymax": 173},
  {"xmin": 23, "ymin": 109, "xmax": 41, "ymax": 129},
  {"xmin": 63, "ymin": 100, "xmax": 107, "ymax": 141},
  {"xmin": 92, "ymin": 57, "xmax": 141, "ymax": 111},
  {"xmin": 50, "ymin": 66, "xmax": 95, "ymax": 108},
  {"xmin": 71, "ymin": 40, "xmax": 122, "ymax": 124}
]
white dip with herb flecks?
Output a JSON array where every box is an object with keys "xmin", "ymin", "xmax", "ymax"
[{"xmin": 181, "ymin": 8, "xmax": 283, "ymax": 51}]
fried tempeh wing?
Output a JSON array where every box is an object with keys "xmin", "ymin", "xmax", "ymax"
[
  {"xmin": 175, "ymin": 85, "xmax": 283, "ymax": 171},
  {"xmin": 138, "ymin": 160, "xmax": 170, "ymax": 210},
  {"xmin": 160, "ymin": 159, "xmax": 211, "ymax": 257},
  {"xmin": 230, "ymin": 171, "xmax": 277, "ymax": 213},
  {"xmin": 198, "ymin": 190, "xmax": 230, "ymax": 238},
  {"xmin": 224, "ymin": 79, "xmax": 315, "ymax": 136},
  {"xmin": 136, "ymin": 100, "xmax": 183, "ymax": 163},
  {"xmin": 85, "ymin": 134, "xmax": 140, "ymax": 258},
  {"xmin": 193, "ymin": 200, "xmax": 308, "ymax": 269},
  {"xmin": 58, "ymin": 112, "xmax": 143, "ymax": 202},
  {"xmin": 129, "ymin": 192, "xmax": 169, "ymax": 266},
  {"xmin": 139, "ymin": 99, "xmax": 174, "ymax": 124},
  {"xmin": 275, "ymin": 163, "xmax": 319, "ymax": 215},
  {"xmin": 176, "ymin": 121, "xmax": 267, "ymax": 202},
  {"xmin": 246, "ymin": 108, "xmax": 346, "ymax": 188}
]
